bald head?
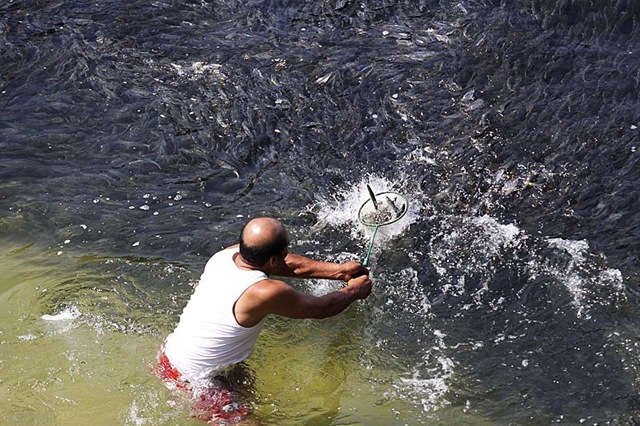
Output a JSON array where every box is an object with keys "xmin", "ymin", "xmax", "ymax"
[{"xmin": 239, "ymin": 218, "xmax": 289, "ymax": 267}]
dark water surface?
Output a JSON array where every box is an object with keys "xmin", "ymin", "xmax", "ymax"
[{"xmin": 1, "ymin": 0, "xmax": 640, "ymax": 424}]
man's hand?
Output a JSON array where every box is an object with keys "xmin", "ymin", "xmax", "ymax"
[
  {"xmin": 340, "ymin": 261, "xmax": 370, "ymax": 281},
  {"xmin": 345, "ymin": 275, "xmax": 373, "ymax": 300}
]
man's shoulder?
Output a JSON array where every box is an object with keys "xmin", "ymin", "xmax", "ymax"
[
  {"xmin": 246, "ymin": 278, "xmax": 293, "ymax": 299},
  {"xmin": 205, "ymin": 247, "xmax": 237, "ymax": 265}
]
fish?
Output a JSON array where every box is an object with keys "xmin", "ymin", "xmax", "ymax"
[
  {"xmin": 385, "ymin": 195, "xmax": 403, "ymax": 218},
  {"xmin": 367, "ymin": 184, "xmax": 378, "ymax": 210}
]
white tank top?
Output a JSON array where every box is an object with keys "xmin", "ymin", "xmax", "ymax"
[{"xmin": 164, "ymin": 248, "xmax": 267, "ymax": 385}]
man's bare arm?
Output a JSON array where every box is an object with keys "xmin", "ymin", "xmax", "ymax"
[
  {"xmin": 225, "ymin": 243, "xmax": 368, "ymax": 281},
  {"xmin": 235, "ymin": 276, "xmax": 372, "ymax": 326},
  {"xmin": 274, "ymin": 253, "xmax": 368, "ymax": 281}
]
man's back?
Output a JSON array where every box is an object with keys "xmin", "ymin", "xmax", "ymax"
[{"xmin": 164, "ymin": 248, "xmax": 267, "ymax": 385}]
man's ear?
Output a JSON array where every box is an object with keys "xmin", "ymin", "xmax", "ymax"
[{"xmin": 269, "ymin": 256, "xmax": 278, "ymax": 268}]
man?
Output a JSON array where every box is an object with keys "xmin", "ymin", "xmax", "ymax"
[{"xmin": 158, "ymin": 217, "xmax": 372, "ymax": 422}]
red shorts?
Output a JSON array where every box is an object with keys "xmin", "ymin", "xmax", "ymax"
[{"xmin": 154, "ymin": 352, "xmax": 252, "ymax": 423}]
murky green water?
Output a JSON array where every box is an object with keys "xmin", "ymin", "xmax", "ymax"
[
  {"xmin": 1, "ymin": 242, "xmax": 473, "ymax": 425},
  {"xmin": 0, "ymin": 244, "xmax": 172, "ymax": 424}
]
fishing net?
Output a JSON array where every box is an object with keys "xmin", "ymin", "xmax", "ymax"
[{"xmin": 358, "ymin": 191, "xmax": 408, "ymax": 227}]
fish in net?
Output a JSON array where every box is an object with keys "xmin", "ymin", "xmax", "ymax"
[{"xmin": 359, "ymin": 194, "xmax": 407, "ymax": 226}]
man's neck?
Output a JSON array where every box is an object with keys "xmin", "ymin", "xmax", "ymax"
[{"xmin": 233, "ymin": 252, "xmax": 269, "ymax": 275}]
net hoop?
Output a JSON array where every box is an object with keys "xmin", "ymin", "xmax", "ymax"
[{"xmin": 358, "ymin": 191, "xmax": 408, "ymax": 227}]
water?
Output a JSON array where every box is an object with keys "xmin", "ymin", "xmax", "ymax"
[{"xmin": 1, "ymin": 0, "xmax": 639, "ymax": 424}]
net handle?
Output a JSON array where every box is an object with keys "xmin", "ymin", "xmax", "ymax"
[
  {"xmin": 358, "ymin": 191, "xmax": 408, "ymax": 267},
  {"xmin": 362, "ymin": 225, "xmax": 380, "ymax": 267}
]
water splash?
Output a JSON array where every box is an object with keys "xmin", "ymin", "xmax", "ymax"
[
  {"xmin": 310, "ymin": 175, "xmax": 419, "ymax": 243},
  {"xmin": 533, "ymin": 238, "xmax": 626, "ymax": 319},
  {"xmin": 429, "ymin": 214, "xmax": 525, "ymax": 299},
  {"xmin": 41, "ymin": 305, "xmax": 82, "ymax": 322},
  {"xmin": 40, "ymin": 305, "xmax": 83, "ymax": 335},
  {"xmin": 393, "ymin": 329, "xmax": 454, "ymax": 414},
  {"xmin": 429, "ymin": 212, "xmax": 626, "ymax": 320}
]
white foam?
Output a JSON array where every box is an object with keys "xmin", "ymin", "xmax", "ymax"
[
  {"xmin": 311, "ymin": 175, "xmax": 419, "ymax": 243},
  {"xmin": 540, "ymin": 237, "xmax": 625, "ymax": 318},
  {"xmin": 468, "ymin": 215, "xmax": 521, "ymax": 246},
  {"xmin": 41, "ymin": 306, "xmax": 82, "ymax": 321},
  {"xmin": 395, "ymin": 329, "xmax": 454, "ymax": 412},
  {"xmin": 429, "ymin": 215, "xmax": 626, "ymax": 317},
  {"xmin": 430, "ymin": 215, "xmax": 524, "ymax": 288},
  {"xmin": 547, "ymin": 238, "xmax": 589, "ymax": 263},
  {"xmin": 18, "ymin": 333, "xmax": 38, "ymax": 341}
]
